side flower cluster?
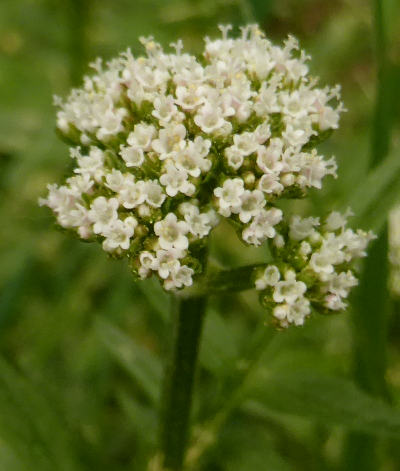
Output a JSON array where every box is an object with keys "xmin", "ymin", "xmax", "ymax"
[{"xmin": 255, "ymin": 211, "xmax": 375, "ymax": 327}]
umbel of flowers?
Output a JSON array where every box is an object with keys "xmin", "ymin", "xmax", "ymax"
[
  {"xmin": 254, "ymin": 210, "xmax": 374, "ymax": 327},
  {"xmin": 40, "ymin": 24, "xmax": 374, "ymax": 326}
]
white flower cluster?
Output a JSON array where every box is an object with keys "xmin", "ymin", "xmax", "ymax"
[
  {"xmin": 255, "ymin": 211, "xmax": 375, "ymax": 327},
  {"xmin": 41, "ymin": 25, "xmax": 346, "ymax": 292},
  {"xmin": 389, "ymin": 206, "xmax": 400, "ymax": 297}
]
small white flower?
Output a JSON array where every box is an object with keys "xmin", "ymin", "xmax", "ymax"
[
  {"xmin": 66, "ymin": 174, "xmax": 94, "ymax": 196},
  {"xmin": 155, "ymin": 249, "xmax": 184, "ymax": 279},
  {"xmin": 258, "ymin": 174, "xmax": 284, "ymax": 194},
  {"xmin": 256, "ymin": 139, "xmax": 283, "ymax": 174},
  {"xmin": 193, "ymin": 136, "xmax": 212, "ymax": 157},
  {"xmin": 175, "ymin": 138, "xmax": 212, "ymax": 176},
  {"xmin": 299, "ymin": 241, "xmax": 312, "ymax": 256},
  {"xmin": 194, "ymin": 102, "xmax": 228, "ymax": 134},
  {"xmin": 224, "ymin": 146, "xmax": 244, "ymax": 170},
  {"xmin": 183, "ymin": 205, "xmax": 215, "ymax": 238},
  {"xmin": 232, "ymin": 132, "xmax": 260, "ymax": 156},
  {"xmin": 254, "ymin": 122, "xmax": 271, "ymax": 144},
  {"xmin": 96, "ymin": 107, "xmax": 126, "ymax": 141},
  {"xmin": 282, "ymin": 119, "xmax": 315, "ymax": 147},
  {"xmin": 170, "ymin": 264, "xmax": 194, "ymax": 289},
  {"xmin": 59, "ymin": 201, "xmax": 90, "ymax": 229},
  {"xmin": 289, "ymin": 215, "xmax": 319, "ymax": 241},
  {"xmin": 254, "ymin": 81, "xmax": 280, "ymax": 116},
  {"xmin": 255, "ymin": 265, "xmax": 280, "ymax": 290},
  {"xmin": 120, "ymin": 146, "xmax": 145, "ymax": 167},
  {"xmin": 327, "ymin": 270, "xmax": 358, "ymax": 298},
  {"xmin": 88, "ymin": 197, "xmax": 119, "ymax": 234},
  {"xmin": 238, "ymin": 190, "xmax": 265, "ymax": 223},
  {"xmin": 152, "ymin": 124, "xmax": 186, "ymax": 158},
  {"xmin": 105, "ymin": 169, "xmax": 129, "ymax": 192},
  {"xmin": 273, "ymin": 270, "xmax": 307, "ymax": 304},
  {"xmin": 154, "ymin": 213, "xmax": 189, "ymax": 250},
  {"xmin": 279, "ymin": 90, "xmax": 313, "ymax": 119},
  {"xmin": 127, "ymin": 123, "xmax": 156, "ymax": 151},
  {"xmin": 175, "ymin": 86, "xmax": 205, "ymax": 111},
  {"xmin": 273, "ymin": 233, "xmax": 285, "ymax": 248},
  {"xmin": 145, "ymin": 180, "xmax": 166, "ymax": 208},
  {"xmin": 74, "ymin": 147, "xmax": 105, "ymax": 182},
  {"xmin": 152, "ymin": 95, "xmax": 183, "ymax": 125},
  {"xmin": 119, "ymin": 180, "xmax": 147, "ymax": 209},
  {"xmin": 324, "ymin": 208, "xmax": 353, "ymax": 232},
  {"xmin": 309, "ymin": 249, "xmax": 335, "ymax": 275},
  {"xmin": 300, "ymin": 152, "xmax": 337, "ymax": 189},
  {"xmin": 39, "ymin": 184, "xmax": 75, "ymax": 213},
  {"xmin": 324, "ymin": 293, "xmax": 346, "ymax": 311},
  {"xmin": 273, "ymin": 297, "xmax": 311, "ymax": 326},
  {"xmin": 138, "ymin": 251, "xmax": 157, "ymax": 278},
  {"xmin": 160, "ymin": 162, "xmax": 195, "ymax": 197},
  {"xmin": 102, "ymin": 216, "xmax": 137, "ymax": 251},
  {"xmin": 242, "ymin": 207, "xmax": 282, "ymax": 245},
  {"xmin": 214, "ymin": 178, "xmax": 245, "ymax": 217}
]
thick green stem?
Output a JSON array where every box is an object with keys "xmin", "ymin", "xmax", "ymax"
[{"xmin": 160, "ymin": 294, "xmax": 207, "ymax": 470}]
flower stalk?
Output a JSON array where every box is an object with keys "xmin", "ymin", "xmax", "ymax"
[{"xmin": 160, "ymin": 293, "xmax": 207, "ymax": 470}]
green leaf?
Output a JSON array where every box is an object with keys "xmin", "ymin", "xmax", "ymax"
[
  {"xmin": 223, "ymin": 433, "xmax": 293, "ymax": 471},
  {"xmin": 137, "ymin": 277, "xmax": 170, "ymax": 323},
  {"xmin": 116, "ymin": 387, "xmax": 158, "ymax": 468},
  {"xmin": 95, "ymin": 318, "xmax": 162, "ymax": 404},
  {"xmin": 116, "ymin": 389, "xmax": 158, "ymax": 446},
  {"xmin": 246, "ymin": 371, "xmax": 400, "ymax": 439},
  {"xmin": 0, "ymin": 442, "xmax": 29, "ymax": 471},
  {"xmin": 344, "ymin": 150, "xmax": 400, "ymax": 232},
  {"xmin": 225, "ymin": 446, "xmax": 293, "ymax": 471},
  {"xmin": 207, "ymin": 414, "xmax": 294, "ymax": 471},
  {"xmin": 0, "ymin": 357, "xmax": 82, "ymax": 471},
  {"xmin": 199, "ymin": 309, "xmax": 240, "ymax": 375}
]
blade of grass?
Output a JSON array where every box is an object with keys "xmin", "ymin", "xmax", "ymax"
[
  {"xmin": 95, "ymin": 318, "xmax": 162, "ymax": 404},
  {"xmin": 0, "ymin": 356, "xmax": 83, "ymax": 471},
  {"xmin": 244, "ymin": 371, "xmax": 400, "ymax": 439},
  {"xmin": 344, "ymin": 150, "xmax": 400, "ymax": 231},
  {"xmin": 343, "ymin": 1, "xmax": 395, "ymax": 469}
]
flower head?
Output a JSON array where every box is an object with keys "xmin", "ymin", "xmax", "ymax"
[{"xmin": 41, "ymin": 25, "xmax": 362, "ymax": 299}]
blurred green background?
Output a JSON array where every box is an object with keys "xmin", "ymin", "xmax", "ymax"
[{"xmin": 0, "ymin": 0, "xmax": 400, "ymax": 470}]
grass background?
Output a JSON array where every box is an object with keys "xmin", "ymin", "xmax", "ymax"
[{"xmin": 0, "ymin": 0, "xmax": 400, "ymax": 469}]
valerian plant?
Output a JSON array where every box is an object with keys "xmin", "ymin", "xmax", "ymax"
[{"xmin": 40, "ymin": 24, "xmax": 375, "ymax": 469}]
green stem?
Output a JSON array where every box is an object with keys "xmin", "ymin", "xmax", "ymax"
[
  {"xmin": 178, "ymin": 263, "xmax": 265, "ymax": 298},
  {"xmin": 160, "ymin": 294, "xmax": 207, "ymax": 470}
]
